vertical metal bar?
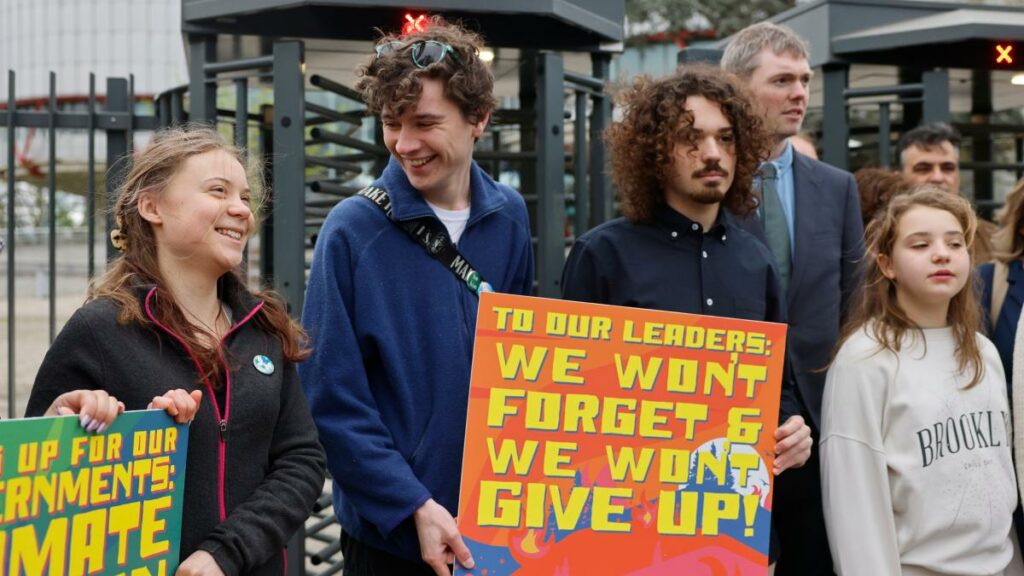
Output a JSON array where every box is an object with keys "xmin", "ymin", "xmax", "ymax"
[
  {"xmin": 898, "ymin": 68, "xmax": 924, "ymax": 131},
  {"xmin": 490, "ymin": 127, "xmax": 500, "ymax": 178},
  {"xmin": 519, "ymin": 51, "xmax": 538, "ymax": 235},
  {"xmin": 277, "ymin": 43, "xmax": 308, "ymax": 570},
  {"xmin": 573, "ymin": 90, "xmax": 588, "ymax": 238},
  {"xmin": 189, "ymin": 35, "xmax": 218, "ymax": 124},
  {"xmin": 878, "ymin": 102, "xmax": 891, "ymax": 169},
  {"xmin": 88, "ymin": 74, "xmax": 96, "ymax": 279},
  {"xmin": 47, "ymin": 72, "xmax": 57, "ymax": 343},
  {"xmin": 105, "ymin": 78, "xmax": 130, "ymax": 262},
  {"xmin": 235, "ymin": 78, "xmax": 250, "ymax": 277},
  {"xmin": 971, "ymin": 69, "xmax": 993, "ymax": 207},
  {"xmin": 822, "ymin": 64, "xmax": 850, "ymax": 171},
  {"xmin": 372, "ymin": 116, "xmax": 387, "ymax": 177},
  {"xmin": 171, "ymin": 91, "xmax": 184, "ymax": 125},
  {"xmin": 259, "ymin": 104, "xmax": 274, "ymax": 286},
  {"xmin": 1016, "ymin": 137, "xmax": 1023, "ymax": 182},
  {"xmin": 158, "ymin": 93, "xmax": 171, "ymax": 128},
  {"xmin": 922, "ymin": 69, "xmax": 951, "ymax": 124},
  {"xmin": 127, "ymin": 74, "xmax": 135, "ymax": 155},
  {"xmin": 589, "ymin": 53, "xmax": 612, "ymax": 228},
  {"xmin": 535, "ymin": 52, "xmax": 566, "ymax": 298},
  {"xmin": 235, "ymin": 77, "xmax": 249, "ymax": 152},
  {"xmin": 272, "ymin": 40, "xmax": 306, "ymax": 318},
  {"xmin": 6, "ymin": 70, "xmax": 17, "ymax": 418}
]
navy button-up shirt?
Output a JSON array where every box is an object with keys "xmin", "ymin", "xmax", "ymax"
[{"xmin": 561, "ymin": 204, "xmax": 786, "ymax": 324}]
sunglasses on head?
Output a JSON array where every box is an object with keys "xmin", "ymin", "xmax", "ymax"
[{"xmin": 374, "ymin": 40, "xmax": 463, "ymax": 69}]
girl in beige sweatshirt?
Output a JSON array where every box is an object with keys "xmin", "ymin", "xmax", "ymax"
[{"xmin": 821, "ymin": 186, "xmax": 1022, "ymax": 576}]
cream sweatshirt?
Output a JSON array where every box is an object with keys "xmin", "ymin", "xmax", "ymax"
[{"xmin": 821, "ymin": 326, "xmax": 1020, "ymax": 576}]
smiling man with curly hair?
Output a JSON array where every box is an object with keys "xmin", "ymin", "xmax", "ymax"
[
  {"xmin": 561, "ymin": 62, "xmax": 811, "ymax": 500},
  {"xmin": 300, "ymin": 16, "xmax": 534, "ymax": 576}
]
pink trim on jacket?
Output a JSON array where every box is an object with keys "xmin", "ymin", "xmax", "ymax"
[{"xmin": 143, "ymin": 286, "xmax": 265, "ymax": 524}]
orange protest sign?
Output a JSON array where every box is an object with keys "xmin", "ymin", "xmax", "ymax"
[{"xmin": 456, "ymin": 292, "xmax": 787, "ymax": 575}]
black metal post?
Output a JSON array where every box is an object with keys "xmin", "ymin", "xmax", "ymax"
[
  {"xmin": 271, "ymin": 41, "xmax": 306, "ymax": 315},
  {"xmin": 6, "ymin": 70, "xmax": 16, "ymax": 418},
  {"xmin": 1016, "ymin": 137, "xmax": 1023, "ymax": 182},
  {"xmin": 87, "ymin": 74, "xmax": 96, "ymax": 279},
  {"xmin": 589, "ymin": 52, "xmax": 612, "ymax": 228},
  {"xmin": 879, "ymin": 103, "xmax": 891, "ymax": 168},
  {"xmin": 235, "ymin": 78, "xmax": 249, "ymax": 152},
  {"xmin": 899, "ymin": 68, "xmax": 924, "ymax": 131},
  {"xmin": 188, "ymin": 35, "xmax": 218, "ymax": 124},
  {"xmin": 822, "ymin": 64, "xmax": 849, "ymax": 171},
  {"xmin": 573, "ymin": 91, "xmax": 588, "ymax": 238},
  {"xmin": 535, "ymin": 52, "xmax": 566, "ymax": 298},
  {"xmin": 519, "ymin": 50, "xmax": 538, "ymax": 237},
  {"xmin": 972, "ymin": 69, "xmax": 993, "ymax": 207},
  {"xmin": 270, "ymin": 42, "xmax": 308, "ymax": 569},
  {"xmin": 922, "ymin": 69, "xmax": 951, "ymax": 124},
  {"xmin": 47, "ymin": 72, "xmax": 57, "ymax": 343},
  {"xmin": 105, "ymin": 78, "xmax": 131, "ymax": 262},
  {"xmin": 259, "ymin": 104, "xmax": 274, "ymax": 286}
]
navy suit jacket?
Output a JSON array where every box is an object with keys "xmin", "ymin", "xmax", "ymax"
[{"xmin": 740, "ymin": 152, "xmax": 864, "ymax": 431}]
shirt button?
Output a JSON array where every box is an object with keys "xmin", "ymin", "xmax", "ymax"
[
  {"xmin": 691, "ymin": 223, "xmax": 699, "ymax": 231},
  {"xmin": 702, "ymin": 250, "xmax": 708, "ymax": 258},
  {"xmin": 671, "ymin": 231, "xmax": 678, "ymax": 238},
  {"xmin": 722, "ymin": 234, "xmax": 727, "ymax": 242},
  {"xmin": 706, "ymin": 298, "xmax": 714, "ymax": 306}
]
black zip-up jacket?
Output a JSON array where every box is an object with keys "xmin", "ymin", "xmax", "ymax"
[{"xmin": 26, "ymin": 280, "xmax": 326, "ymax": 575}]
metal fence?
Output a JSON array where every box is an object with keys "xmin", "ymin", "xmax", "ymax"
[
  {"xmin": 2, "ymin": 70, "xmax": 158, "ymax": 418},
  {"xmin": 2, "ymin": 41, "xmax": 614, "ymax": 575}
]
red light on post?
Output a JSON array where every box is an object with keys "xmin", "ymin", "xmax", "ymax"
[
  {"xmin": 402, "ymin": 13, "xmax": 427, "ymax": 36},
  {"xmin": 996, "ymin": 43, "xmax": 1015, "ymax": 65}
]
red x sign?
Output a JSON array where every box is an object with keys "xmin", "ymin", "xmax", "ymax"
[
  {"xmin": 997, "ymin": 44, "xmax": 1014, "ymax": 65},
  {"xmin": 402, "ymin": 13, "xmax": 427, "ymax": 36}
]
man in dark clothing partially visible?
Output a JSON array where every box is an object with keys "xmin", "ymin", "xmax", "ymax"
[{"xmin": 561, "ymin": 65, "xmax": 811, "ymax": 476}]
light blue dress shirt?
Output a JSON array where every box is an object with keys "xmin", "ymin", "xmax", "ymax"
[{"xmin": 756, "ymin": 141, "xmax": 796, "ymax": 257}]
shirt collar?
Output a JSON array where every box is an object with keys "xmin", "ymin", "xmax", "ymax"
[
  {"xmin": 377, "ymin": 157, "xmax": 506, "ymax": 223},
  {"xmin": 767, "ymin": 140, "xmax": 794, "ymax": 176},
  {"xmin": 653, "ymin": 203, "xmax": 729, "ymax": 242}
]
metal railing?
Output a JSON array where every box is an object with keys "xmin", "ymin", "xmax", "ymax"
[{"xmin": 2, "ymin": 70, "xmax": 159, "ymax": 419}]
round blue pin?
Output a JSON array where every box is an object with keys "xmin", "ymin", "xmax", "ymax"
[{"xmin": 253, "ymin": 355, "xmax": 275, "ymax": 375}]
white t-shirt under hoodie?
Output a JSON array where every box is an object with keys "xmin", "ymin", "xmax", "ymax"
[
  {"xmin": 821, "ymin": 325, "xmax": 1021, "ymax": 576},
  {"xmin": 426, "ymin": 200, "xmax": 471, "ymax": 245}
]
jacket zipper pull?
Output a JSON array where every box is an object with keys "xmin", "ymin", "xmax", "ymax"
[{"xmin": 219, "ymin": 419, "xmax": 227, "ymax": 441}]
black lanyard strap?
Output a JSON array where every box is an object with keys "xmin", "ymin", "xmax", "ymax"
[{"xmin": 357, "ymin": 186, "xmax": 492, "ymax": 296}]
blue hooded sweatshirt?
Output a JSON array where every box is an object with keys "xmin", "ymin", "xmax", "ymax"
[{"xmin": 299, "ymin": 157, "xmax": 534, "ymax": 561}]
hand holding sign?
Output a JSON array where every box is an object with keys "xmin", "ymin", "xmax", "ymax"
[
  {"xmin": 44, "ymin": 389, "xmax": 126, "ymax": 432},
  {"xmin": 415, "ymin": 498, "xmax": 475, "ymax": 576}
]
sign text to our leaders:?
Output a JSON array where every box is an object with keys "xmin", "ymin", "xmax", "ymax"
[{"xmin": 492, "ymin": 306, "xmax": 771, "ymax": 355}]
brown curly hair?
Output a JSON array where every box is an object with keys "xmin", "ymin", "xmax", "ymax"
[
  {"xmin": 853, "ymin": 167, "xmax": 914, "ymax": 227},
  {"xmin": 606, "ymin": 64, "xmax": 772, "ymax": 223},
  {"xmin": 357, "ymin": 16, "xmax": 496, "ymax": 124}
]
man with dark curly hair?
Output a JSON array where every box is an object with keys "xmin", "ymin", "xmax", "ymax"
[
  {"xmin": 561, "ymin": 64, "xmax": 811, "ymax": 486},
  {"xmin": 300, "ymin": 17, "xmax": 534, "ymax": 576}
]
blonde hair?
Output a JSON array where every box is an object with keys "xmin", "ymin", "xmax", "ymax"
[
  {"xmin": 836, "ymin": 185, "xmax": 984, "ymax": 388},
  {"xmin": 991, "ymin": 178, "xmax": 1024, "ymax": 264},
  {"xmin": 721, "ymin": 22, "xmax": 810, "ymax": 78}
]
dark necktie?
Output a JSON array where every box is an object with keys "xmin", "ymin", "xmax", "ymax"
[{"xmin": 760, "ymin": 163, "xmax": 791, "ymax": 294}]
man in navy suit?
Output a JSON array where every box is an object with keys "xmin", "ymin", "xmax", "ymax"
[{"xmin": 723, "ymin": 22, "xmax": 864, "ymax": 576}]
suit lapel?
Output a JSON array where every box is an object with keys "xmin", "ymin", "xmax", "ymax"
[{"xmin": 788, "ymin": 152, "xmax": 821, "ymax": 306}]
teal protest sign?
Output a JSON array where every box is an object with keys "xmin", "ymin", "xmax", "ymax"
[{"xmin": 0, "ymin": 410, "xmax": 188, "ymax": 575}]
